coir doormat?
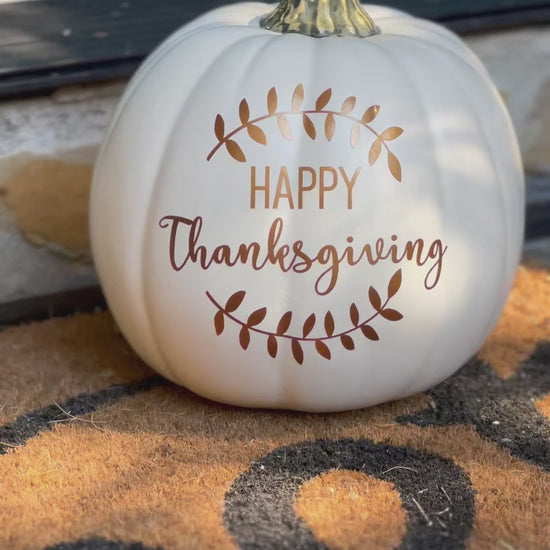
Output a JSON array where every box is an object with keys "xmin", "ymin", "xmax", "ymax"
[{"xmin": 1, "ymin": 265, "xmax": 549, "ymax": 550}]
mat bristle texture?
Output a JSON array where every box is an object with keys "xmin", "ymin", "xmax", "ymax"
[{"xmin": 1, "ymin": 266, "xmax": 549, "ymax": 550}]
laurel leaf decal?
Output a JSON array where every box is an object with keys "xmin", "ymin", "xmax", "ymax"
[
  {"xmin": 341, "ymin": 334, "xmax": 355, "ymax": 350},
  {"xmin": 267, "ymin": 334, "xmax": 278, "ymax": 358},
  {"xmin": 325, "ymin": 113, "xmax": 335, "ymax": 141},
  {"xmin": 369, "ymin": 286, "xmax": 382, "ymax": 311},
  {"xmin": 277, "ymin": 311, "xmax": 292, "ymax": 335},
  {"xmin": 303, "ymin": 114, "xmax": 316, "ymax": 140},
  {"xmin": 209, "ymin": 87, "xmax": 404, "ymax": 173},
  {"xmin": 350, "ymin": 122, "xmax": 360, "ymax": 149},
  {"xmin": 315, "ymin": 340, "xmax": 331, "ymax": 360},
  {"xmin": 239, "ymin": 326, "xmax": 250, "ymax": 350},
  {"xmin": 324, "ymin": 312, "xmax": 335, "ymax": 337},
  {"xmin": 380, "ymin": 308, "xmax": 403, "ymax": 321},
  {"xmin": 214, "ymin": 310, "xmax": 224, "ymax": 335},
  {"xmin": 239, "ymin": 99, "xmax": 250, "ymax": 125},
  {"xmin": 350, "ymin": 303, "xmax": 359, "ymax": 327},
  {"xmin": 247, "ymin": 125, "xmax": 267, "ymax": 145},
  {"xmin": 369, "ymin": 139, "xmax": 382, "ymax": 166},
  {"xmin": 207, "ymin": 266, "xmax": 405, "ymax": 362},
  {"xmin": 388, "ymin": 269, "xmax": 402, "ymax": 299},
  {"xmin": 362, "ymin": 105, "xmax": 380, "ymax": 123},
  {"xmin": 316, "ymin": 88, "xmax": 332, "ymax": 110},
  {"xmin": 214, "ymin": 114, "xmax": 225, "ymax": 141},
  {"xmin": 267, "ymin": 87, "xmax": 277, "ymax": 115},
  {"xmin": 341, "ymin": 96, "xmax": 356, "ymax": 115},
  {"xmin": 277, "ymin": 114, "xmax": 292, "ymax": 141},
  {"xmin": 292, "ymin": 84, "xmax": 304, "ymax": 112},
  {"xmin": 388, "ymin": 152, "xmax": 402, "ymax": 182},
  {"xmin": 361, "ymin": 325, "xmax": 380, "ymax": 341},
  {"xmin": 247, "ymin": 307, "xmax": 267, "ymax": 327},
  {"xmin": 226, "ymin": 140, "xmax": 246, "ymax": 162},
  {"xmin": 381, "ymin": 126, "xmax": 403, "ymax": 141},
  {"xmin": 292, "ymin": 339, "xmax": 304, "ymax": 365},
  {"xmin": 303, "ymin": 313, "xmax": 316, "ymax": 338},
  {"xmin": 225, "ymin": 290, "xmax": 246, "ymax": 313}
]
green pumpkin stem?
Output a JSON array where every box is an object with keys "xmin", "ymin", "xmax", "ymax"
[{"xmin": 259, "ymin": 0, "xmax": 380, "ymax": 38}]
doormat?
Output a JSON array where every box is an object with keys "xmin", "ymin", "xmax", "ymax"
[{"xmin": 1, "ymin": 265, "xmax": 549, "ymax": 550}]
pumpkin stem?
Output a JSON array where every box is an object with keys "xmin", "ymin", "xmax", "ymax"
[{"xmin": 260, "ymin": 0, "xmax": 380, "ymax": 38}]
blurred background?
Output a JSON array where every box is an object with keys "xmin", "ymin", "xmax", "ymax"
[{"xmin": 0, "ymin": 0, "xmax": 549, "ymax": 324}]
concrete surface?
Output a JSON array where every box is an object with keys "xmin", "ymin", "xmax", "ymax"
[
  {"xmin": 0, "ymin": 82, "xmax": 124, "ymax": 302},
  {"xmin": 466, "ymin": 26, "xmax": 550, "ymax": 174}
]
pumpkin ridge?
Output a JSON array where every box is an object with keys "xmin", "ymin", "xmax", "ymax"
[
  {"xmin": 364, "ymin": 38, "xmax": 448, "ymax": 395},
  {"xmin": 430, "ymin": 39, "xmax": 516, "ymax": 344},
  {"xmin": 136, "ymin": 34, "xmax": 261, "ymax": 382}
]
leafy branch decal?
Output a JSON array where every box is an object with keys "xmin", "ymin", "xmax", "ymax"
[
  {"xmin": 205, "ymin": 269, "xmax": 403, "ymax": 365},
  {"xmin": 207, "ymin": 85, "xmax": 404, "ymax": 182}
]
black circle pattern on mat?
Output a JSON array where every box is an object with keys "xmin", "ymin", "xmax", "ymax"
[
  {"xmin": 224, "ymin": 438, "xmax": 474, "ymax": 550},
  {"xmin": 398, "ymin": 344, "xmax": 550, "ymax": 471}
]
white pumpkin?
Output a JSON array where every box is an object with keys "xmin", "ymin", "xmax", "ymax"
[{"xmin": 90, "ymin": 1, "xmax": 524, "ymax": 412}]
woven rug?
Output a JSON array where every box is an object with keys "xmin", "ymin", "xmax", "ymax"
[{"xmin": 1, "ymin": 264, "xmax": 549, "ymax": 550}]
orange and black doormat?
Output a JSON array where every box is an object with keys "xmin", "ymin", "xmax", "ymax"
[{"xmin": 1, "ymin": 265, "xmax": 549, "ymax": 550}]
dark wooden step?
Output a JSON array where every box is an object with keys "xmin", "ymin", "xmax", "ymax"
[
  {"xmin": 0, "ymin": 286, "xmax": 106, "ymax": 329},
  {"xmin": 526, "ymin": 172, "xmax": 550, "ymax": 241},
  {"xmin": 1, "ymin": 0, "xmax": 549, "ymax": 100}
]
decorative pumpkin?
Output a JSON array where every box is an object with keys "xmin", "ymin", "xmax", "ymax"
[{"xmin": 90, "ymin": 0, "xmax": 524, "ymax": 412}]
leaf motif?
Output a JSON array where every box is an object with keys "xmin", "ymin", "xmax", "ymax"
[
  {"xmin": 315, "ymin": 340, "xmax": 331, "ymax": 360},
  {"xmin": 341, "ymin": 96, "xmax": 356, "ymax": 115},
  {"xmin": 380, "ymin": 126, "xmax": 403, "ymax": 141},
  {"xmin": 369, "ymin": 286, "xmax": 382, "ymax": 311},
  {"xmin": 226, "ymin": 140, "xmax": 246, "ymax": 162},
  {"xmin": 324, "ymin": 312, "xmax": 335, "ymax": 337},
  {"xmin": 388, "ymin": 269, "xmax": 402, "ymax": 299},
  {"xmin": 292, "ymin": 84, "xmax": 304, "ymax": 112},
  {"xmin": 239, "ymin": 326, "xmax": 250, "ymax": 350},
  {"xmin": 361, "ymin": 325, "xmax": 379, "ymax": 341},
  {"xmin": 325, "ymin": 113, "xmax": 335, "ymax": 141},
  {"xmin": 267, "ymin": 334, "xmax": 278, "ymax": 358},
  {"xmin": 277, "ymin": 311, "xmax": 292, "ymax": 335},
  {"xmin": 214, "ymin": 114, "xmax": 225, "ymax": 141},
  {"xmin": 303, "ymin": 114, "xmax": 316, "ymax": 140},
  {"xmin": 340, "ymin": 334, "xmax": 355, "ymax": 350},
  {"xmin": 380, "ymin": 308, "xmax": 403, "ymax": 321},
  {"xmin": 239, "ymin": 99, "xmax": 250, "ymax": 125},
  {"xmin": 292, "ymin": 339, "xmax": 304, "ymax": 365},
  {"xmin": 225, "ymin": 290, "xmax": 246, "ymax": 313},
  {"xmin": 362, "ymin": 105, "xmax": 380, "ymax": 123},
  {"xmin": 350, "ymin": 122, "xmax": 360, "ymax": 149},
  {"xmin": 369, "ymin": 138, "xmax": 381, "ymax": 166},
  {"xmin": 388, "ymin": 152, "xmax": 402, "ymax": 182},
  {"xmin": 315, "ymin": 88, "xmax": 332, "ymax": 111},
  {"xmin": 303, "ymin": 313, "xmax": 316, "ymax": 338},
  {"xmin": 214, "ymin": 310, "xmax": 224, "ymax": 336},
  {"xmin": 247, "ymin": 125, "xmax": 267, "ymax": 145},
  {"xmin": 247, "ymin": 307, "xmax": 267, "ymax": 327},
  {"xmin": 277, "ymin": 114, "xmax": 292, "ymax": 141},
  {"xmin": 267, "ymin": 87, "xmax": 278, "ymax": 115},
  {"xmin": 350, "ymin": 303, "xmax": 359, "ymax": 327}
]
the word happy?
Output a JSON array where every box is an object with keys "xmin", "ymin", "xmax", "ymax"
[{"xmin": 250, "ymin": 165, "xmax": 361, "ymax": 209}]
